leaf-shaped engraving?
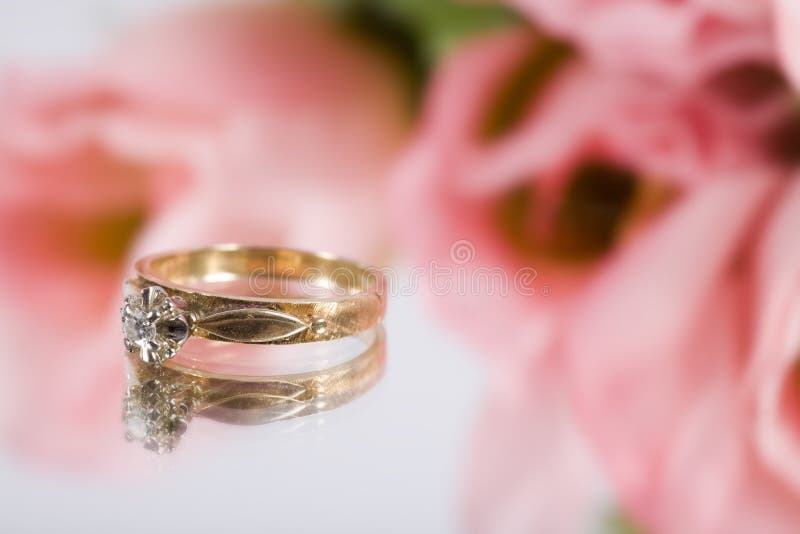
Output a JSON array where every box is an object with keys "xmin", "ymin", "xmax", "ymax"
[
  {"xmin": 202, "ymin": 381, "xmax": 315, "ymax": 424},
  {"xmin": 195, "ymin": 309, "xmax": 309, "ymax": 343},
  {"xmin": 203, "ymin": 396, "xmax": 313, "ymax": 425},
  {"xmin": 213, "ymin": 380, "xmax": 310, "ymax": 407}
]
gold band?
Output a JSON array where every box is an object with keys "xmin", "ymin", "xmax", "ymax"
[
  {"xmin": 121, "ymin": 245, "xmax": 386, "ymax": 364},
  {"xmin": 123, "ymin": 327, "xmax": 386, "ymax": 453}
]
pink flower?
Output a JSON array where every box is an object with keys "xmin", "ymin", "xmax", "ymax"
[
  {"xmin": 392, "ymin": 26, "xmax": 788, "ymax": 365},
  {"xmin": 0, "ymin": 4, "xmax": 408, "ymax": 468},
  {"xmin": 773, "ymin": 0, "xmax": 800, "ymax": 88},
  {"xmin": 562, "ymin": 177, "xmax": 800, "ymax": 533},
  {"xmin": 749, "ymin": 176, "xmax": 800, "ymax": 497},
  {"xmin": 507, "ymin": 0, "xmax": 776, "ymax": 83},
  {"xmin": 391, "ymin": 26, "xmax": 800, "ymax": 532}
]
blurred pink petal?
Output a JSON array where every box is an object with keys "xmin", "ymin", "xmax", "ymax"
[
  {"xmin": 567, "ymin": 176, "xmax": 771, "ymax": 383},
  {"xmin": 773, "ymin": 0, "xmax": 800, "ymax": 88},
  {"xmin": 0, "ymin": 72, "xmax": 192, "ymax": 469},
  {"xmin": 551, "ymin": 134, "xmax": 800, "ymax": 533},
  {"xmin": 750, "ymin": 176, "xmax": 800, "ymax": 494},
  {"xmin": 390, "ymin": 30, "xmax": 571, "ymax": 368},
  {"xmin": 131, "ymin": 117, "xmax": 398, "ymax": 264},
  {"xmin": 563, "ymin": 177, "xmax": 781, "ymax": 530},
  {"xmin": 110, "ymin": 5, "xmax": 408, "ymax": 264},
  {"xmin": 103, "ymin": 5, "xmax": 407, "ymax": 177},
  {"xmin": 418, "ymin": 27, "xmax": 776, "ymax": 197},
  {"xmin": 463, "ymin": 364, "xmax": 604, "ymax": 534},
  {"xmin": 508, "ymin": 0, "xmax": 775, "ymax": 83}
]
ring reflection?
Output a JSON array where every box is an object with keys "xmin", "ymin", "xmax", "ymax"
[{"xmin": 122, "ymin": 327, "xmax": 386, "ymax": 453}]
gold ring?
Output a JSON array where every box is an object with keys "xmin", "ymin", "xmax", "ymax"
[
  {"xmin": 121, "ymin": 245, "xmax": 386, "ymax": 364},
  {"xmin": 123, "ymin": 327, "xmax": 386, "ymax": 453}
]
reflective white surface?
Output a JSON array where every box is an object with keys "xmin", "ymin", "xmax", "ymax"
[{"xmin": 0, "ymin": 292, "xmax": 484, "ymax": 533}]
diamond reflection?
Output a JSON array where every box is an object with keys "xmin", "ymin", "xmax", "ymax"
[{"xmin": 122, "ymin": 327, "xmax": 385, "ymax": 453}]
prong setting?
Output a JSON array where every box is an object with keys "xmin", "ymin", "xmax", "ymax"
[{"xmin": 121, "ymin": 286, "xmax": 191, "ymax": 364}]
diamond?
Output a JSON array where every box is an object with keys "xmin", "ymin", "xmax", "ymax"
[
  {"xmin": 121, "ymin": 286, "xmax": 191, "ymax": 364},
  {"xmin": 124, "ymin": 310, "xmax": 156, "ymax": 345}
]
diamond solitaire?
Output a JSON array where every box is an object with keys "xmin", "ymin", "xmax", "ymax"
[{"xmin": 121, "ymin": 286, "xmax": 191, "ymax": 364}]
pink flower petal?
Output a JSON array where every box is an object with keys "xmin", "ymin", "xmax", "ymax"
[
  {"xmin": 509, "ymin": 0, "xmax": 774, "ymax": 83},
  {"xmin": 773, "ymin": 0, "xmax": 800, "ymax": 89},
  {"xmin": 750, "ymin": 175, "xmax": 800, "ymax": 493},
  {"xmin": 565, "ymin": 177, "xmax": 775, "ymax": 523},
  {"xmin": 463, "ymin": 364, "xmax": 604, "ymax": 534}
]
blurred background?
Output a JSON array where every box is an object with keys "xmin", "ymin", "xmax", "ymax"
[{"xmin": 2, "ymin": 1, "xmax": 800, "ymax": 533}]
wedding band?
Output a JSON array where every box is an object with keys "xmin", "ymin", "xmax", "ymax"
[
  {"xmin": 123, "ymin": 327, "xmax": 386, "ymax": 453},
  {"xmin": 121, "ymin": 245, "xmax": 386, "ymax": 364}
]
